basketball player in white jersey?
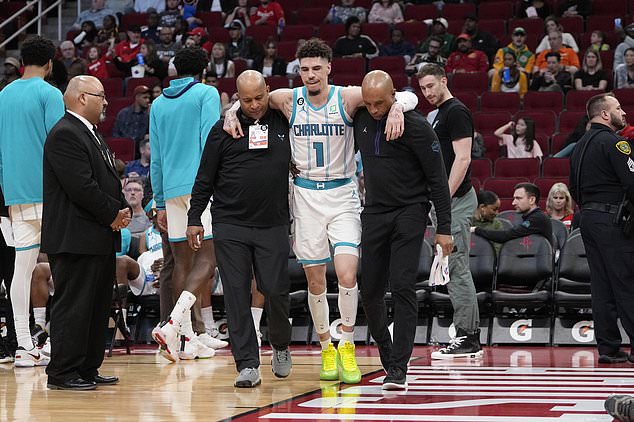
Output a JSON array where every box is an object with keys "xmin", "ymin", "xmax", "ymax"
[{"xmin": 224, "ymin": 38, "xmax": 417, "ymax": 384}]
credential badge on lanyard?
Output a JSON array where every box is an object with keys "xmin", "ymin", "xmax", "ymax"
[{"xmin": 249, "ymin": 121, "xmax": 268, "ymax": 149}]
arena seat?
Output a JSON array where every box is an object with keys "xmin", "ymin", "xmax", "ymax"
[
  {"xmin": 454, "ymin": 91, "xmax": 479, "ymax": 112},
  {"xmin": 550, "ymin": 133, "xmax": 568, "ymax": 156},
  {"xmin": 494, "ymin": 157, "xmax": 540, "ymax": 179},
  {"xmin": 317, "ymin": 24, "xmax": 346, "ymax": 44},
  {"xmin": 471, "ymin": 158, "xmax": 493, "ymax": 180},
  {"xmin": 298, "ymin": 8, "xmax": 329, "ymax": 26},
  {"xmin": 558, "ymin": 16, "xmax": 583, "ymax": 36},
  {"xmin": 554, "ymin": 229, "xmax": 591, "ymax": 309},
  {"xmin": 478, "ymin": 18, "xmax": 507, "ymax": 39},
  {"xmin": 106, "ymin": 137, "xmax": 135, "ymax": 162},
  {"xmin": 362, "ymin": 23, "xmax": 390, "ymax": 45},
  {"xmin": 125, "ymin": 77, "xmax": 160, "ymax": 97},
  {"xmin": 586, "ymin": 15, "xmax": 621, "ymax": 33},
  {"xmin": 280, "ymin": 25, "xmax": 315, "ymax": 42},
  {"xmin": 332, "ymin": 57, "xmax": 366, "ymax": 75},
  {"xmin": 277, "ymin": 40, "xmax": 298, "ymax": 61},
  {"xmin": 395, "ymin": 21, "xmax": 427, "ymax": 45},
  {"xmin": 103, "ymin": 78, "xmax": 124, "ymax": 98},
  {"xmin": 483, "ymin": 176, "xmax": 529, "ymax": 198},
  {"xmin": 482, "ymin": 134, "xmax": 501, "ymax": 161},
  {"xmin": 498, "ymin": 209, "xmax": 523, "ymax": 226},
  {"xmin": 473, "ymin": 111, "xmax": 512, "ymax": 135},
  {"xmin": 472, "ymin": 177, "xmax": 481, "ymax": 192},
  {"xmin": 403, "ymin": 5, "xmax": 438, "ymax": 21},
  {"xmin": 98, "ymin": 116, "xmax": 116, "ymax": 137},
  {"xmin": 197, "ymin": 11, "xmax": 222, "ymax": 28},
  {"xmin": 478, "ymin": 2, "xmax": 513, "ymax": 20},
  {"xmin": 246, "ymin": 25, "xmax": 276, "ymax": 43},
  {"xmin": 551, "ymin": 219, "xmax": 568, "ymax": 253},
  {"xmin": 558, "ymin": 110, "xmax": 585, "ymax": 134},
  {"xmin": 480, "ymin": 92, "xmax": 521, "ymax": 113},
  {"xmin": 217, "ymin": 77, "xmax": 237, "ymax": 96},
  {"xmin": 266, "ymin": 76, "xmax": 290, "ymax": 90},
  {"xmin": 119, "ymin": 13, "xmax": 147, "ymax": 30},
  {"xmin": 208, "ymin": 26, "xmax": 230, "ymax": 44},
  {"xmin": 533, "ymin": 177, "xmax": 569, "ymax": 199},
  {"xmin": 369, "ymin": 56, "xmax": 406, "ymax": 74},
  {"xmin": 565, "ymin": 90, "xmax": 596, "ymax": 112},
  {"xmin": 451, "ymin": 72, "xmax": 488, "ymax": 93},
  {"xmin": 507, "ymin": 18, "xmax": 544, "ymax": 38},
  {"xmin": 106, "ymin": 97, "xmax": 133, "ymax": 117},
  {"xmin": 440, "ymin": 3, "xmax": 476, "ymax": 19},
  {"xmin": 333, "ymin": 74, "xmax": 364, "ymax": 87},
  {"xmin": 542, "ymin": 157, "xmax": 570, "ymax": 177},
  {"xmin": 514, "ymin": 110, "xmax": 557, "ymax": 140},
  {"xmin": 523, "ymin": 91, "xmax": 563, "ymax": 112}
]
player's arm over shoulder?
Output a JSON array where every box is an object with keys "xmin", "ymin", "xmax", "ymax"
[
  {"xmin": 268, "ymin": 88, "xmax": 294, "ymax": 120},
  {"xmin": 340, "ymin": 86, "xmax": 363, "ymax": 118}
]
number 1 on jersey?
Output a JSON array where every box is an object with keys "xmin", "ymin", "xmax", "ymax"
[{"xmin": 312, "ymin": 142, "xmax": 324, "ymax": 167}]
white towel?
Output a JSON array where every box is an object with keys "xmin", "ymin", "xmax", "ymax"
[{"xmin": 429, "ymin": 244, "xmax": 450, "ymax": 286}]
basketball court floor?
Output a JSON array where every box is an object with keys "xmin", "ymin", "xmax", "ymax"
[{"xmin": 1, "ymin": 345, "xmax": 630, "ymax": 421}]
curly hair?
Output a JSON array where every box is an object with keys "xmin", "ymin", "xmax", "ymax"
[
  {"xmin": 174, "ymin": 46, "xmax": 209, "ymax": 77},
  {"xmin": 20, "ymin": 36, "xmax": 56, "ymax": 67},
  {"xmin": 297, "ymin": 38, "xmax": 332, "ymax": 62}
]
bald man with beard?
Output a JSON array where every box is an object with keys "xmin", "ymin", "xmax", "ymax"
[
  {"xmin": 42, "ymin": 76, "xmax": 130, "ymax": 391},
  {"xmin": 187, "ymin": 71, "xmax": 292, "ymax": 388},
  {"xmin": 354, "ymin": 70, "xmax": 453, "ymax": 390}
]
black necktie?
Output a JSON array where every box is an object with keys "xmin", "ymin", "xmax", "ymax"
[{"xmin": 92, "ymin": 125, "xmax": 115, "ymax": 169}]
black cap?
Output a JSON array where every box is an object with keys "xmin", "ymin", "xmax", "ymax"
[{"xmin": 464, "ymin": 13, "xmax": 478, "ymax": 22}]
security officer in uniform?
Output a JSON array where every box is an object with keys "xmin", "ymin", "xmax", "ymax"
[{"xmin": 569, "ymin": 92, "xmax": 634, "ymax": 364}]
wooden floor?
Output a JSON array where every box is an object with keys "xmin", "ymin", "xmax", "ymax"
[{"xmin": 1, "ymin": 345, "xmax": 631, "ymax": 421}]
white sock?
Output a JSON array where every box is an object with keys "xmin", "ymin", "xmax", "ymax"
[
  {"xmin": 180, "ymin": 309, "xmax": 195, "ymax": 339},
  {"xmin": 308, "ymin": 290, "xmax": 330, "ymax": 336},
  {"xmin": 169, "ymin": 290, "xmax": 196, "ymax": 326},
  {"xmin": 11, "ymin": 247, "xmax": 39, "ymax": 349},
  {"xmin": 340, "ymin": 330, "xmax": 354, "ymax": 346},
  {"xmin": 251, "ymin": 306, "xmax": 263, "ymax": 331},
  {"xmin": 33, "ymin": 307, "xmax": 47, "ymax": 329},
  {"xmin": 320, "ymin": 338, "xmax": 331, "ymax": 351},
  {"xmin": 338, "ymin": 284, "xmax": 358, "ymax": 329},
  {"xmin": 201, "ymin": 306, "xmax": 215, "ymax": 333}
]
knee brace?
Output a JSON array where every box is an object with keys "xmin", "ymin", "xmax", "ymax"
[{"xmin": 338, "ymin": 284, "xmax": 358, "ymax": 328}]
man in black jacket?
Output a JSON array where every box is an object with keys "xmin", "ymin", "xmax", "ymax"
[
  {"xmin": 42, "ymin": 75, "xmax": 130, "ymax": 390},
  {"xmin": 187, "ymin": 70, "xmax": 292, "ymax": 388},
  {"xmin": 472, "ymin": 182, "xmax": 552, "ymax": 244},
  {"xmin": 355, "ymin": 70, "xmax": 453, "ymax": 390}
]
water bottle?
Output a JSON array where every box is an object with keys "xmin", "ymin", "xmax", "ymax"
[
  {"xmin": 136, "ymin": 53, "xmax": 145, "ymax": 66},
  {"xmin": 615, "ymin": 18, "xmax": 622, "ymax": 30},
  {"xmin": 277, "ymin": 19, "xmax": 285, "ymax": 36},
  {"xmin": 503, "ymin": 67, "xmax": 511, "ymax": 83},
  {"xmin": 330, "ymin": 4, "xmax": 336, "ymax": 23}
]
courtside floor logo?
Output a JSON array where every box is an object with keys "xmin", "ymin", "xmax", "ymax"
[
  {"xmin": 510, "ymin": 319, "xmax": 532, "ymax": 341},
  {"xmin": 572, "ymin": 320, "xmax": 594, "ymax": 343}
]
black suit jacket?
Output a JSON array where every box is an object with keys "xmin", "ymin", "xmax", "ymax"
[{"xmin": 42, "ymin": 112, "xmax": 128, "ymax": 255}]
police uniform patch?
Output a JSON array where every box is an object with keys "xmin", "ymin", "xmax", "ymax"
[
  {"xmin": 616, "ymin": 140, "xmax": 631, "ymax": 155},
  {"xmin": 522, "ymin": 220, "xmax": 530, "ymax": 228}
]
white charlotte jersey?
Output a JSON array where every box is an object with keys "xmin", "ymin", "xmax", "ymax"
[{"xmin": 289, "ymin": 86, "xmax": 355, "ymax": 181}]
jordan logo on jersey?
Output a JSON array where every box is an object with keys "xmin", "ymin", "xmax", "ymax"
[{"xmin": 292, "ymin": 123, "xmax": 345, "ymax": 137}]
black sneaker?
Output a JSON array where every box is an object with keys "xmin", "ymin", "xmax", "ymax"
[
  {"xmin": 31, "ymin": 324, "xmax": 48, "ymax": 348},
  {"xmin": 605, "ymin": 394, "xmax": 634, "ymax": 421},
  {"xmin": 431, "ymin": 328, "xmax": 483, "ymax": 360},
  {"xmin": 0, "ymin": 341, "xmax": 13, "ymax": 364},
  {"xmin": 598, "ymin": 350, "xmax": 628, "ymax": 364},
  {"xmin": 382, "ymin": 367, "xmax": 407, "ymax": 390}
]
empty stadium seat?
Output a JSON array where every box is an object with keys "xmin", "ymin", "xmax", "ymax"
[
  {"xmin": 126, "ymin": 77, "xmax": 160, "ymax": 96},
  {"xmin": 480, "ymin": 92, "xmax": 521, "ymax": 112},
  {"xmin": 472, "ymin": 177, "xmax": 481, "ymax": 192},
  {"xmin": 369, "ymin": 56, "xmax": 406, "ymax": 73},
  {"xmin": 478, "ymin": 2, "xmax": 513, "ymax": 20},
  {"xmin": 317, "ymin": 24, "xmax": 346, "ymax": 44},
  {"xmin": 586, "ymin": 15, "xmax": 620, "ymax": 33},
  {"xmin": 565, "ymin": 90, "xmax": 597, "ymax": 111},
  {"xmin": 403, "ymin": 4, "xmax": 438, "ymax": 21},
  {"xmin": 494, "ymin": 157, "xmax": 541, "ymax": 179},
  {"xmin": 217, "ymin": 77, "xmax": 237, "ymax": 96},
  {"xmin": 542, "ymin": 157, "xmax": 570, "ymax": 177},
  {"xmin": 558, "ymin": 16, "xmax": 583, "ymax": 36},
  {"xmin": 266, "ymin": 76, "xmax": 290, "ymax": 90},
  {"xmin": 395, "ymin": 21, "xmax": 427, "ymax": 45},
  {"xmin": 440, "ymin": 3, "xmax": 476, "ymax": 19},
  {"xmin": 451, "ymin": 72, "xmax": 488, "ymax": 93},
  {"xmin": 198, "ymin": 11, "xmax": 222, "ymax": 28},
  {"xmin": 362, "ymin": 23, "xmax": 390, "ymax": 44},
  {"xmin": 554, "ymin": 229, "xmax": 591, "ymax": 309},
  {"xmin": 473, "ymin": 111, "xmax": 512, "ymax": 135},
  {"xmin": 208, "ymin": 26, "xmax": 230, "ymax": 44},
  {"xmin": 332, "ymin": 57, "xmax": 366, "ymax": 74},
  {"xmin": 246, "ymin": 25, "xmax": 276, "ymax": 42},
  {"xmin": 103, "ymin": 78, "xmax": 124, "ymax": 98},
  {"xmin": 551, "ymin": 219, "xmax": 568, "ymax": 253},
  {"xmin": 119, "ymin": 13, "xmax": 147, "ymax": 30},
  {"xmin": 277, "ymin": 40, "xmax": 298, "ymax": 61},
  {"xmin": 332, "ymin": 74, "xmax": 364, "ymax": 86},
  {"xmin": 471, "ymin": 158, "xmax": 493, "ymax": 180},
  {"xmin": 298, "ymin": 8, "xmax": 329, "ymax": 26},
  {"xmin": 280, "ymin": 25, "xmax": 315, "ymax": 42},
  {"xmin": 533, "ymin": 177, "xmax": 569, "ymax": 198},
  {"xmin": 523, "ymin": 91, "xmax": 563, "ymax": 111},
  {"xmin": 550, "ymin": 133, "xmax": 568, "ymax": 156},
  {"xmin": 98, "ymin": 116, "xmax": 116, "ymax": 138},
  {"xmin": 106, "ymin": 137, "xmax": 135, "ymax": 162},
  {"xmin": 558, "ymin": 110, "xmax": 585, "ymax": 134},
  {"xmin": 106, "ymin": 97, "xmax": 132, "ymax": 117},
  {"xmin": 478, "ymin": 19, "xmax": 506, "ymax": 39},
  {"xmin": 482, "ymin": 134, "xmax": 501, "ymax": 161},
  {"xmin": 454, "ymin": 91, "xmax": 479, "ymax": 112},
  {"xmin": 483, "ymin": 177, "xmax": 529, "ymax": 198}
]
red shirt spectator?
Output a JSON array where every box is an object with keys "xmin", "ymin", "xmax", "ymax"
[
  {"xmin": 187, "ymin": 27, "xmax": 213, "ymax": 55},
  {"xmin": 446, "ymin": 34, "xmax": 489, "ymax": 73},
  {"xmin": 115, "ymin": 26, "xmax": 144, "ymax": 63},
  {"xmin": 86, "ymin": 46, "xmax": 109, "ymax": 79},
  {"xmin": 250, "ymin": 0, "xmax": 285, "ymax": 27}
]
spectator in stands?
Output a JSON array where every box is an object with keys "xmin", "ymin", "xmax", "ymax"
[
  {"xmin": 160, "ymin": 0, "xmax": 183, "ymax": 27},
  {"xmin": 86, "ymin": 46, "xmax": 110, "ymax": 80},
  {"xmin": 123, "ymin": 178, "xmax": 152, "ymax": 236},
  {"xmin": 173, "ymin": 17, "xmax": 189, "ymax": 44},
  {"xmin": 209, "ymin": 42, "xmax": 236, "ymax": 77},
  {"xmin": 114, "ymin": 26, "xmax": 145, "ymax": 76},
  {"xmin": 285, "ymin": 38, "xmax": 306, "ymax": 78},
  {"xmin": 471, "ymin": 183, "xmax": 553, "ymax": 245},
  {"xmin": 419, "ymin": 18, "xmax": 454, "ymax": 59},
  {"xmin": 113, "ymin": 85, "xmax": 151, "ymax": 145},
  {"xmin": 531, "ymin": 52, "xmax": 573, "ymax": 93},
  {"xmin": 135, "ymin": 0, "xmax": 166, "ymax": 13},
  {"xmin": 574, "ymin": 49, "xmax": 608, "ymax": 92},
  {"xmin": 462, "ymin": 14, "xmax": 498, "ymax": 64},
  {"xmin": 109, "ymin": 0, "xmax": 134, "ymax": 14},
  {"xmin": 472, "ymin": 190, "xmax": 504, "ymax": 254},
  {"xmin": 139, "ymin": 42, "xmax": 168, "ymax": 81},
  {"xmin": 534, "ymin": 32, "xmax": 579, "ymax": 76},
  {"xmin": 323, "ymin": 0, "xmax": 367, "ymax": 24},
  {"xmin": 520, "ymin": 0, "xmax": 551, "ymax": 19},
  {"xmin": 141, "ymin": 12, "xmax": 161, "ymax": 44},
  {"xmin": 380, "ymin": 28, "xmax": 415, "ymax": 64},
  {"xmin": 151, "ymin": 82, "xmax": 163, "ymax": 100},
  {"xmin": 188, "ymin": 27, "xmax": 213, "ymax": 55},
  {"xmin": 368, "ymin": 0, "xmax": 403, "ymax": 24},
  {"xmin": 0, "ymin": 57, "xmax": 21, "ymax": 91},
  {"xmin": 546, "ymin": 183, "xmax": 574, "ymax": 230},
  {"xmin": 250, "ymin": 0, "xmax": 285, "ymax": 28},
  {"xmin": 494, "ymin": 118, "xmax": 543, "ymax": 160},
  {"xmin": 225, "ymin": 0, "xmax": 252, "ymax": 28},
  {"xmin": 491, "ymin": 51, "xmax": 528, "ymax": 97},
  {"xmin": 71, "ymin": 0, "xmax": 115, "ymax": 30},
  {"xmin": 95, "ymin": 15, "xmax": 118, "ymax": 50},
  {"xmin": 72, "ymin": 21, "xmax": 99, "ymax": 52},
  {"xmin": 253, "ymin": 39, "xmax": 286, "ymax": 77},
  {"xmin": 615, "ymin": 48, "xmax": 634, "ymax": 89},
  {"xmin": 59, "ymin": 41, "xmax": 87, "ymax": 80},
  {"xmin": 445, "ymin": 34, "xmax": 488, "ymax": 74},
  {"xmin": 225, "ymin": 19, "xmax": 263, "ymax": 67},
  {"xmin": 536, "ymin": 16, "xmax": 579, "ymax": 54},
  {"xmin": 156, "ymin": 27, "xmax": 181, "ymax": 64},
  {"xmin": 614, "ymin": 23, "xmax": 634, "ymax": 69},
  {"xmin": 333, "ymin": 16, "xmax": 379, "ymax": 59},
  {"xmin": 590, "ymin": 30, "xmax": 610, "ymax": 53},
  {"xmin": 125, "ymin": 137, "xmax": 152, "ymax": 178},
  {"xmin": 554, "ymin": 114, "xmax": 589, "ymax": 157},
  {"xmin": 406, "ymin": 35, "xmax": 446, "ymax": 75},
  {"xmin": 558, "ymin": 0, "xmax": 591, "ymax": 18},
  {"xmin": 203, "ymin": 70, "xmax": 232, "ymax": 110},
  {"xmin": 492, "ymin": 27, "xmax": 534, "ymax": 78}
]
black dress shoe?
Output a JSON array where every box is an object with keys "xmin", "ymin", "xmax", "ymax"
[
  {"xmin": 91, "ymin": 375, "xmax": 119, "ymax": 385},
  {"xmin": 47, "ymin": 377, "xmax": 97, "ymax": 391},
  {"xmin": 598, "ymin": 351, "xmax": 629, "ymax": 364}
]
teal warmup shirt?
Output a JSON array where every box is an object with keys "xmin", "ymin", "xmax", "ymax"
[
  {"xmin": 0, "ymin": 78, "xmax": 65, "ymax": 205},
  {"xmin": 149, "ymin": 77, "xmax": 220, "ymax": 209},
  {"xmin": 116, "ymin": 228, "xmax": 131, "ymax": 257}
]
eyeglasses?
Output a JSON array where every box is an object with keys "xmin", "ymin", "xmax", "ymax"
[{"xmin": 82, "ymin": 91, "xmax": 106, "ymax": 100}]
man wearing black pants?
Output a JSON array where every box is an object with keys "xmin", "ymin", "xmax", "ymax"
[
  {"xmin": 187, "ymin": 70, "xmax": 292, "ymax": 388},
  {"xmin": 355, "ymin": 71, "xmax": 453, "ymax": 390}
]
